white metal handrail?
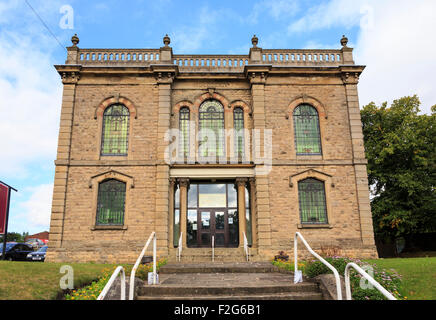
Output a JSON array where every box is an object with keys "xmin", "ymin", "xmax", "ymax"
[
  {"xmin": 345, "ymin": 262, "xmax": 396, "ymax": 300},
  {"xmin": 243, "ymin": 232, "xmax": 249, "ymax": 262},
  {"xmin": 97, "ymin": 266, "xmax": 126, "ymax": 300},
  {"xmin": 294, "ymin": 232, "xmax": 342, "ymax": 300},
  {"xmin": 212, "ymin": 235, "xmax": 215, "ymax": 262},
  {"xmin": 128, "ymin": 232, "xmax": 157, "ymax": 300},
  {"xmin": 177, "ymin": 232, "xmax": 182, "ymax": 262}
]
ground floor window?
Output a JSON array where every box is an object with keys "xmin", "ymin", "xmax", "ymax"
[
  {"xmin": 96, "ymin": 179, "xmax": 126, "ymax": 225},
  {"xmin": 298, "ymin": 178, "xmax": 328, "ymax": 224},
  {"xmin": 173, "ymin": 184, "xmax": 180, "ymax": 247}
]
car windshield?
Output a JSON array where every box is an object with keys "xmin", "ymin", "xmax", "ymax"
[
  {"xmin": 0, "ymin": 243, "xmax": 16, "ymax": 251},
  {"xmin": 37, "ymin": 246, "xmax": 48, "ymax": 252}
]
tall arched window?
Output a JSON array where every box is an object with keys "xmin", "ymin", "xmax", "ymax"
[
  {"xmin": 198, "ymin": 100, "xmax": 225, "ymax": 157},
  {"xmin": 101, "ymin": 104, "xmax": 130, "ymax": 156},
  {"xmin": 293, "ymin": 104, "xmax": 321, "ymax": 155},
  {"xmin": 179, "ymin": 107, "xmax": 190, "ymax": 158},
  {"xmin": 298, "ymin": 178, "xmax": 327, "ymax": 224},
  {"xmin": 96, "ymin": 179, "xmax": 126, "ymax": 225},
  {"xmin": 233, "ymin": 107, "xmax": 245, "ymax": 159}
]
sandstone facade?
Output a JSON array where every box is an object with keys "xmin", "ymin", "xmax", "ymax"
[{"xmin": 46, "ymin": 35, "xmax": 377, "ymax": 263}]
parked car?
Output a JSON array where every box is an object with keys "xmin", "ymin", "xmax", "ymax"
[
  {"xmin": 26, "ymin": 245, "xmax": 48, "ymax": 262},
  {"xmin": 26, "ymin": 238, "xmax": 45, "ymax": 250},
  {"xmin": 0, "ymin": 243, "xmax": 34, "ymax": 261}
]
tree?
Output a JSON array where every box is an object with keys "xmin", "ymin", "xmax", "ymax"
[
  {"xmin": 361, "ymin": 95, "xmax": 436, "ymax": 241},
  {"xmin": 0, "ymin": 232, "xmax": 26, "ymax": 242}
]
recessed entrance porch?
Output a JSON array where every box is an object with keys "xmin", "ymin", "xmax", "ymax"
[{"xmin": 169, "ymin": 176, "xmax": 255, "ymax": 253}]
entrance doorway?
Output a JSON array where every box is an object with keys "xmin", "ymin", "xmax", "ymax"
[{"xmin": 187, "ymin": 183, "xmax": 239, "ymax": 248}]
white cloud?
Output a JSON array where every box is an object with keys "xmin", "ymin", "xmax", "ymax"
[
  {"xmin": 14, "ymin": 184, "xmax": 53, "ymax": 233},
  {"xmin": 170, "ymin": 6, "xmax": 227, "ymax": 53},
  {"xmin": 248, "ymin": 0, "xmax": 300, "ymax": 24},
  {"xmin": 285, "ymin": 0, "xmax": 436, "ymax": 113},
  {"xmin": 355, "ymin": 1, "xmax": 436, "ymax": 113},
  {"xmin": 0, "ymin": 1, "xmax": 63, "ymax": 178}
]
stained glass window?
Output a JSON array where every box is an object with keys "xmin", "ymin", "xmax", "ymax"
[
  {"xmin": 199, "ymin": 100, "xmax": 225, "ymax": 157},
  {"xmin": 179, "ymin": 107, "xmax": 190, "ymax": 158},
  {"xmin": 96, "ymin": 179, "xmax": 126, "ymax": 225},
  {"xmin": 234, "ymin": 107, "xmax": 245, "ymax": 159},
  {"xmin": 173, "ymin": 185, "xmax": 180, "ymax": 247},
  {"xmin": 293, "ymin": 104, "xmax": 321, "ymax": 155},
  {"xmin": 298, "ymin": 178, "xmax": 328, "ymax": 224},
  {"xmin": 101, "ymin": 104, "xmax": 129, "ymax": 156}
]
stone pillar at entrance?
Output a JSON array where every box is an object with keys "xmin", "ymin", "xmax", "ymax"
[
  {"xmin": 178, "ymin": 178, "xmax": 189, "ymax": 248},
  {"xmin": 236, "ymin": 178, "xmax": 248, "ymax": 248}
]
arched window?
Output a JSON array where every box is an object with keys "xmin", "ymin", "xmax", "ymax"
[
  {"xmin": 233, "ymin": 107, "xmax": 245, "ymax": 159},
  {"xmin": 96, "ymin": 179, "xmax": 126, "ymax": 225},
  {"xmin": 179, "ymin": 107, "xmax": 190, "ymax": 158},
  {"xmin": 293, "ymin": 104, "xmax": 321, "ymax": 155},
  {"xmin": 298, "ymin": 178, "xmax": 327, "ymax": 224},
  {"xmin": 198, "ymin": 100, "xmax": 225, "ymax": 157},
  {"xmin": 101, "ymin": 104, "xmax": 130, "ymax": 156}
]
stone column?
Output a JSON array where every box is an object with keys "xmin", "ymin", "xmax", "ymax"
[
  {"xmin": 154, "ymin": 67, "xmax": 176, "ymax": 255},
  {"xmin": 168, "ymin": 178, "xmax": 176, "ymax": 248},
  {"xmin": 246, "ymin": 68, "xmax": 272, "ymax": 254},
  {"xmin": 249, "ymin": 177, "xmax": 257, "ymax": 248},
  {"xmin": 344, "ymin": 78, "xmax": 375, "ymax": 247},
  {"xmin": 178, "ymin": 178, "xmax": 189, "ymax": 247},
  {"xmin": 340, "ymin": 38, "xmax": 376, "ymax": 249},
  {"xmin": 236, "ymin": 178, "xmax": 248, "ymax": 248},
  {"xmin": 47, "ymin": 64, "xmax": 81, "ymax": 258}
]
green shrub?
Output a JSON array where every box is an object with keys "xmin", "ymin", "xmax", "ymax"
[
  {"xmin": 65, "ymin": 258, "xmax": 167, "ymax": 300},
  {"xmin": 272, "ymin": 256, "xmax": 404, "ymax": 300}
]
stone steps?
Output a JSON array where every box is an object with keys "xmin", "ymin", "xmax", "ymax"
[
  {"xmin": 136, "ymin": 263, "xmax": 324, "ymax": 300},
  {"xmin": 137, "ymin": 292, "xmax": 323, "ymax": 300},
  {"xmin": 167, "ymin": 247, "xmax": 254, "ymax": 263},
  {"xmin": 160, "ymin": 262, "xmax": 283, "ymax": 274}
]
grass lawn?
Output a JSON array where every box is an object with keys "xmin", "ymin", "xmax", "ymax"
[
  {"xmin": 364, "ymin": 257, "xmax": 436, "ymax": 300},
  {"xmin": 0, "ymin": 261, "xmax": 118, "ymax": 300}
]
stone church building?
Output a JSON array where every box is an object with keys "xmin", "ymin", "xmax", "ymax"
[{"xmin": 46, "ymin": 34, "xmax": 377, "ymax": 263}]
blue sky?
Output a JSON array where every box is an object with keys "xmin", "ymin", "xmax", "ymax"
[{"xmin": 0, "ymin": 0, "xmax": 435, "ymax": 235}]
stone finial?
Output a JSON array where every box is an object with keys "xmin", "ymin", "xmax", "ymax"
[
  {"xmin": 163, "ymin": 34, "xmax": 171, "ymax": 47},
  {"xmin": 71, "ymin": 33, "xmax": 79, "ymax": 46},
  {"xmin": 251, "ymin": 34, "xmax": 258, "ymax": 48},
  {"xmin": 340, "ymin": 35, "xmax": 348, "ymax": 48}
]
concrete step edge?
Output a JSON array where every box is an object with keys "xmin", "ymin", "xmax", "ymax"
[{"xmin": 137, "ymin": 292, "xmax": 324, "ymax": 300}]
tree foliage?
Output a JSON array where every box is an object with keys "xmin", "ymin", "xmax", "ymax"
[
  {"xmin": 361, "ymin": 95, "xmax": 436, "ymax": 240},
  {"xmin": 0, "ymin": 232, "xmax": 28, "ymax": 242}
]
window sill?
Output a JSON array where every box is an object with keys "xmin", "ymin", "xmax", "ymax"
[
  {"xmin": 296, "ymin": 155, "xmax": 323, "ymax": 160},
  {"xmin": 297, "ymin": 224, "xmax": 332, "ymax": 229},
  {"xmin": 91, "ymin": 225, "xmax": 127, "ymax": 231}
]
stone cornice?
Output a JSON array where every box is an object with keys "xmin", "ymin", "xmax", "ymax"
[
  {"xmin": 54, "ymin": 158, "xmax": 368, "ymax": 167},
  {"xmin": 55, "ymin": 65, "xmax": 82, "ymax": 84},
  {"xmin": 53, "ymin": 64, "xmax": 366, "ymax": 83}
]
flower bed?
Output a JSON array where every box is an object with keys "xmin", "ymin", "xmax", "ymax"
[
  {"xmin": 65, "ymin": 258, "xmax": 167, "ymax": 300},
  {"xmin": 272, "ymin": 254, "xmax": 405, "ymax": 300}
]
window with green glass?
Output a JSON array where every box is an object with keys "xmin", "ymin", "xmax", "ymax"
[
  {"xmin": 293, "ymin": 104, "xmax": 321, "ymax": 155},
  {"xmin": 96, "ymin": 179, "xmax": 126, "ymax": 225},
  {"xmin": 198, "ymin": 100, "xmax": 225, "ymax": 157},
  {"xmin": 245, "ymin": 185, "xmax": 252, "ymax": 246},
  {"xmin": 179, "ymin": 107, "xmax": 190, "ymax": 158},
  {"xmin": 298, "ymin": 178, "xmax": 328, "ymax": 224},
  {"xmin": 233, "ymin": 107, "xmax": 244, "ymax": 159},
  {"xmin": 173, "ymin": 185, "xmax": 180, "ymax": 247},
  {"xmin": 101, "ymin": 104, "xmax": 130, "ymax": 156}
]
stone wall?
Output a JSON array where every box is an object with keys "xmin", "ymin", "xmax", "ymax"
[{"xmin": 47, "ymin": 37, "xmax": 377, "ymax": 263}]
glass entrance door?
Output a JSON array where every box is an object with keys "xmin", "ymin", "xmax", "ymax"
[
  {"xmin": 187, "ymin": 182, "xmax": 239, "ymax": 248},
  {"xmin": 198, "ymin": 210, "xmax": 229, "ymax": 247}
]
